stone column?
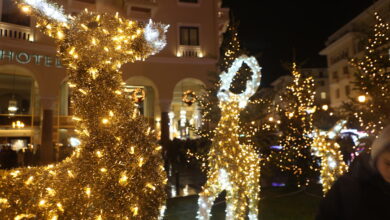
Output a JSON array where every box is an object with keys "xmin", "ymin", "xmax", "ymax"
[
  {"xmin": 39, "ymin": 97, "xmax": 56, "ymax": 165},
  {"xmin": 159, "ymin": 99, "xmax": 171, "ymax": 146},
  {"xmin": 159, "ymin": 99, "xmax": 172, "ymax": 196}
]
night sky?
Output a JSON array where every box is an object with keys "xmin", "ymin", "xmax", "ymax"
[{"xmin": 222, "ymin": 0, "xmax": 375, "ymax": 86}]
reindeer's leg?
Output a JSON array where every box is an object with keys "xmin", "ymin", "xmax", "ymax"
[
  {"xmin": 247, "ymin": 173, "xmax": 260, "ymax": 220},
  {"xmin": 197, "ymin": 172, "xmax": 221, "ymax": 220},
  {"xmin": 225, "ymin": 189, "xmax": 247, "ymax": 220}
]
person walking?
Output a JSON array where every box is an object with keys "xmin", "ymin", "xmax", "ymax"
[{"xmin": 316, "ymin": 125, "xmax": 390, "ymax": 220}]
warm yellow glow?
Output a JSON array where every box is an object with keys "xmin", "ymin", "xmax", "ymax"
[
  {"xmin": 25, "ymin": 176, "xmax": 34, "ymax": 185},
  {"xmin": 322, "ymin": 104, "xmax": 329, "ymax": 111},
  {"xmin": 39, "ymin": 200, "xmax": 46, "ymax": 207},
  {"xmin": 85, "ymin": 187, "xmax": 91, "ymax": 197},
  {"xmin": 96, "ymin": 150, "xmax": 103, "ymax": 158},
  {"xmin": 358, "ymin": 95, "xmax": 366, "ymax": 103},
  {"xmin": 101, "ymin": 118, "xmax": 109, "ymax": 124},
  {"xmin": 57, "ymin": 31, "xmax": 64, "ymax": 39},
  {"xmin": 21, "ymin": 5, "xmax": 31, "ymax": 13}
]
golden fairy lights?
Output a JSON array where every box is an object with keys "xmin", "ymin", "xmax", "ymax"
[
  {"xmin": 349, "ymin": 12, "xmax": 390, "ymax": 136},
  {"xmin": 197, "ymin": 55, "xmax": 261, "ymax": 220},
  {"xmin": 269, "ymin": 63, "xmax": 318, "ymax": 187},
  {"xmin": 312, "ymin": 121, "xmax": 349, "ymax": 195},
  {"xmin": 0, "ymin": 0, "xmax": 168, "ymax": 219}
]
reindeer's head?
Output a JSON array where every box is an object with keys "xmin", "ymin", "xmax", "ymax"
[
  {"xmin": 217, "ymin": 55, "xmax": 262, "ymax": 109},
  {"xmin": 18, "ymin": 0, "xmax": 168, "ymax": 69}
]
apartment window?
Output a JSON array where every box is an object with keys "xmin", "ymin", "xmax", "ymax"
[
  {"xmin": 180, "ymin": 27, "xmax": 199, "ymax": 46},
  {"xmin": 1, "ymin": 0, "xmax": 30, "ymax": 26},
  {"xmin": 335, "ymin": 88, "xmax": 340, "ymax": 99},
  {"xmin": 179, "ymin": 0, "xmax": 198, "ymax": 3},
  {"xmin": 321, "ymin": 92, "xmax": 327, "ymax": 100},
  {"xmin": 345, "ymin": 85, "xmax": 351, "ymax": 96},
  {"xmin": 332, "ymin": 71, "xmax": 338, "ymax": 80},
  {"xmin": 343, "ymin": 66, "xmax": 349, "ymax": 75}
]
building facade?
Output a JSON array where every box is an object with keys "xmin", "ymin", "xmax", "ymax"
[
  {"xmin": 319, "ymin": 0, "xmax": 390, "ymax": 108},
  {"xmin": 0, "ymin": 0, "xmax": 229, "ymax": 162},
  {"xmin": 300, "ymin": 68, "xmax": 329, "ymax": 107}
]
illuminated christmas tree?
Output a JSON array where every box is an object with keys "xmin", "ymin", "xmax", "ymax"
[
  {"xmin": 348, "ymin": 13, "xmax": 390, "ymax": 135},
  {"xmin": 0, "ymin": 0, "xmax": 168, "ymax": 219},
  {"xmin": 270, "ymin": 63, "xmax": 318, "ymax": 187}
]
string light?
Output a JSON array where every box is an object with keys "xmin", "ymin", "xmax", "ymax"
[{"xmin": 1, "ymin": 1, "xmax": 168, "ymax": 219}]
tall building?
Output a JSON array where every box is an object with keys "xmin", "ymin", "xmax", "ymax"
[
  {"xmin": 319, "ymin": 0, "xmax": 390, "ymax": 108},
  {"xmin": 0, "ymin": 0, "xmax": 229, "ymax": 162}
]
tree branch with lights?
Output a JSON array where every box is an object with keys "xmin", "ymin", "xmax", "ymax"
[
  {"xmin": 269, "ymin": 63, "xmax": 318, "ymax": 188},
  {"xmin": 347, "ymin": 12, "xmax": 390, "ymax": 136}
]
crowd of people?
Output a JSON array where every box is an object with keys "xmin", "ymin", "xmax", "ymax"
[
  {"xmin": 0, "ymin": 143, "xmax": 74, "ymax": 169},
  {"xmin": 0, "ymin": 145, "xmax": 38, "ymax": 169}
]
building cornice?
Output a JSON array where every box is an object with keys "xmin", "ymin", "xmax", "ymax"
[
  {"xmin": 145, "ymin": 56, "xmax": 217, "ymax": 65},
  {"xmin": 325, "ymin": 0, "xmax": 390, "ymax": 46},
  {"xmin": 319, "ymin": 32, "xmax": 356, "ymax": 55}
]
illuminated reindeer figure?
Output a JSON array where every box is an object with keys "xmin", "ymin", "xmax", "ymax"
[
  {"xmin": 197, "ymin": 55, "xmax": 262, "ymax": 220},
  {"xmin": 0, "ymin": 0, "xmax": 168, "ymax": 219},
  {"xmin": 312, "ymin": 121, "xmax": 349, "ymax": 195}
]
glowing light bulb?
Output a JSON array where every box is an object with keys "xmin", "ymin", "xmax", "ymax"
[
  {"xmin": 102, "ymin": 118, "xmax": 109, "ymax": 124},
  {"xmin": 358, "ymin": 95, "xmax": 366, "ymax": 103}
]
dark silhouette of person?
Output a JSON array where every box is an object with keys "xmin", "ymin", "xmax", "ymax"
[
  {"xmin": 0, "ymin": 145, "xmax": 18, "ymax": 169},
  {"xmin": 316, "ymin": 125, "xmax": 390, "ymax": 220}
]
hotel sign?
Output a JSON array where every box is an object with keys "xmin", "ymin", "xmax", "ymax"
[{"xmin": 0, "ymin": 49, "xmax": 63, "ymax": 68}]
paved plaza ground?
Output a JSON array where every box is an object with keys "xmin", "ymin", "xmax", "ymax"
[{"xmin": 164, "ymin": 187, "xmax": 322, "ymax": 220}]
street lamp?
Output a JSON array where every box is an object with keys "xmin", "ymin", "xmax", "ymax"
[{"xmin": 322, "ymin": 104, "xmax": 329, "ymax": 111}]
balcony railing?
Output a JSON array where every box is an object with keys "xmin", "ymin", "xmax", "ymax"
[
  {"xmin": 0, "ymin": 22, "xmax": 34, "ymax": 42},
  {"xmin": 177, "ymin": 45, "xmax": 203, "ymax": 58},
  {"xmin": 0, "ymin": 114, "xmax": 33, "ymax": 128}
]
